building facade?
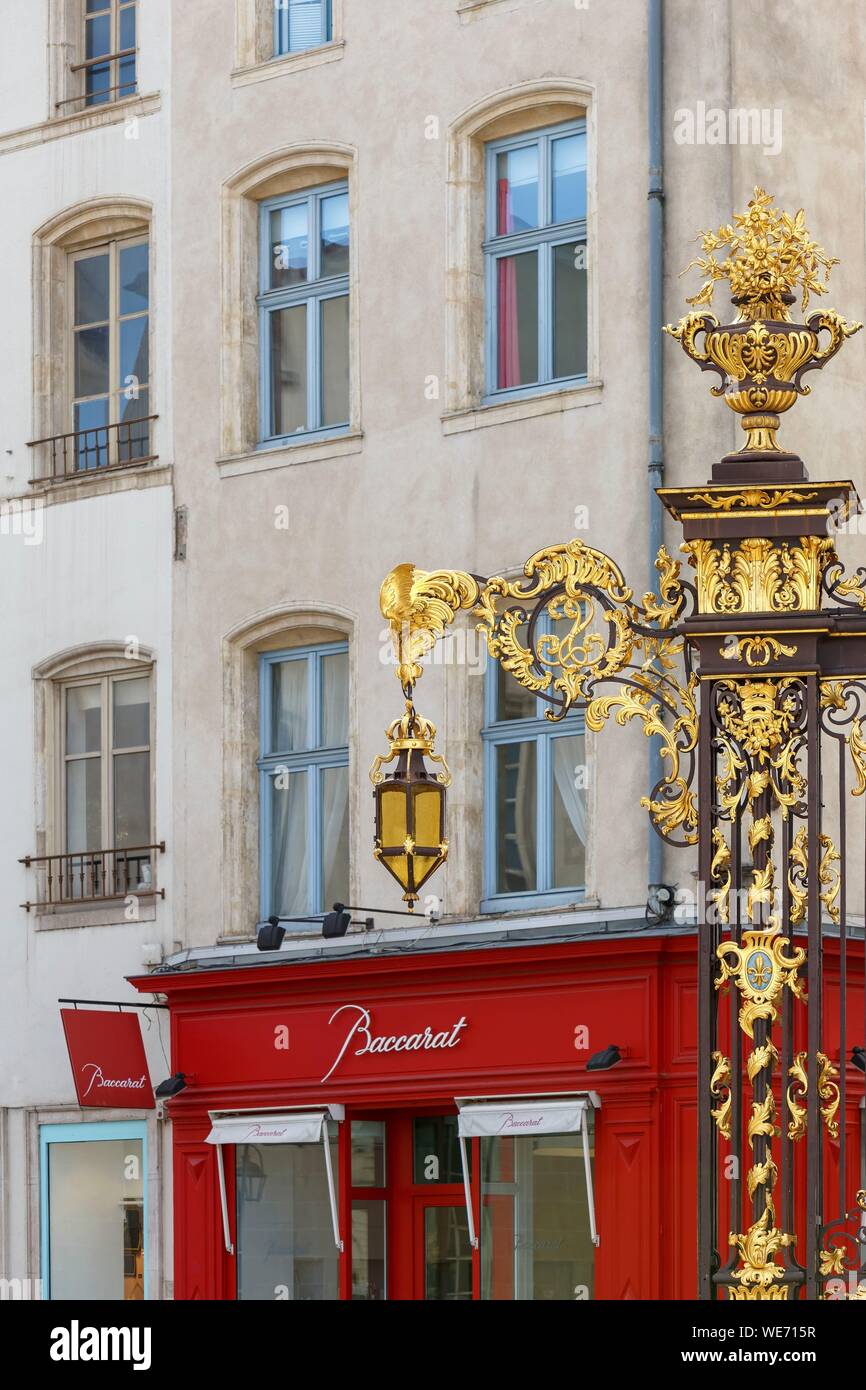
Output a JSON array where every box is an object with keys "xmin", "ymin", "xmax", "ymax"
[{"xmin": 1, "ymin": 0, "xmax": 865, "ymax": 1302}]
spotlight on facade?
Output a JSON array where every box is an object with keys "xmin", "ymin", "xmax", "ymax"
[
  {"xmin": 155, "ymin": 1072, "xmax": 187, "ymax": 1098},
  {"xmin": 322, "ymin": 905, "xmax": 352, "ymax": 939},
  {"xmin": 256, "ymin": 916, "xmax": 286, "ymax": 952},
  {"xmin": 853, "ymin": 1046, "xmax": 866, "ymax": 1074},
  {"xmin": 587, "ymin": 1045, "xmax": 622, "ymax": 1072}
]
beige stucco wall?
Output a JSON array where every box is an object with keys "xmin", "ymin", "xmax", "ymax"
[{"xmin": 167, "ymin": 0, "xmax": 866, "ymax": 947}]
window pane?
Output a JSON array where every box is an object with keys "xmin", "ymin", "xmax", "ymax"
[
  {"xmin": 496, "ymin": 741, "xmax": 536, "ymax": 894},
  {"xmin": 114, "ymin": 751, "xmax": 150, "ymax": 848},
  {"xmin": 270, "ymin": 204, "xmax": 308, "ymax": 289},
  {"xmin": 271, "ymin": 659, "xmax": 308, "ymax": 753},
  {"xmin": 74, "ymin": 399, "xmax": 110, "ymax": 470},
  {"xmin": 425, "ymin": 1207, "xmax": 473, "ymax": 1301},
  {"xmin": 553, "ymin": 242, "xmax": 587, "ymax": 380},
  {"xmin": 321, "ymin": 650, "xmax": 349, "ymax": 746},
  {"xmin": 48, "ymin": 1138, "xmax": 144, "ymax": 1300},
  {"xmin": 321, "ymin": 765, "xmax": 349, "ymax": 909},
  {"xmin": 74, "ymin": 254, "xmax": 109, "ymax": 327},
  {"xmin": 288, "ymin": 0, "xmax": 328, "ymax": 53},
  {"xmin": 413, "ymin": 1117, "xmax": 466, "ymax": 1185},
  {"xmin": 120, "ymin": 4, "xmax": 136, "ymax": 51},
  {"xmin": 86, "ymin": 0, "xmax": 111, "ymax": 11},
  {"xmin": 480, "ymin": 1126, "xmax": 595, "ymax": 1300},
  {"xmin": 118, "ymin": 54, "xmax": 136, "ymax": 98},
  {"xmin": 86, "ymin": 63, "xmax": 111, "ymax": 106},
  {"xmin": 120, "ymin": 316, "xmax": 149, "ymax": 391},
  {"xmin": 236, "ymin": 1135, "xmax": 339, "ymax": 1301},
  {"xmin": 351, "ymin": 1121, "xmax": 386, "ymax": 1187},
  {"xmin": 496, "ymin": 251, "xmax": 538, "ymax": 390},
  {"xmin": 495, "ymin": 145, "xmax": 538, "ymax": 234},
  {"xmin": 270, "ymin": 772, "xmax": 308, "ymax": 916},
  {"xmin": 67, "ymin": 685, "xmax": 102, "ymax": 754},
  {"xmin": 551, "ymin": 734, "xmax": 586, "ymax": 889},
  {"xmin": 270, "ymin": 305, "xmax": 307, "ymax": 436},
  {"xmin": 66, "ymin": 758, "xmax": 102, "ymax": 852},
  {"xmin": 75, "ymin": 326, "xmax": 110, "ymax": 398},
  {"xmin": 321, "ymin": 295, "xmax": 349, "ymax": 427},
  {"xmin": 320, "ymin": 192, "xmax": 349, "ymax": 278},
  {"xmin": 352, "ymin": 1200, "xmax": 386, "ymax": 1300},
  {"xmin": 113, "ymin": 677, "xmax": 150, "ymax": 749},
  {"xmin": 86, "ymin": 13, "xmax": 111, "ymax": 59},
  {"xmin": 497, "ymin": 662, "xmax": 536, "ymax": 722},
  {"xmin": 119, "ymin": 388, "xmax": 151, "ymax": 461},
  {"xmin": 551, "ymin": 133, "xmax": 587, "ymax": 224},
  {"xmin": 119, "ymin": 242, "xmax": 149, "ymax": 315}
]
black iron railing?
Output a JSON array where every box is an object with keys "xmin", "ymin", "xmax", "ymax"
[
  {"xmin": 20, "ymin": 842, "xmax": 165, "ymax": 911},
  {"xmin": 27, "ymin": 416, "xmax": 157, "ymax": 485}
]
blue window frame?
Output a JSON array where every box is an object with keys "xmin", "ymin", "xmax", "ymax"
[
  {"xmin": 258, "ymin": 182, "xmax": 350, "ymax": 447},
  {"xmin": 484, "ymin": 120, "xmax": 587, "ymax": 403},
  {"xmin": 482, "ymin": 619, "xmax": 587, "ymax": 911},
  {"xmin": 39, "ymin": 1120, "xmax": 147, "ymax": 1300},
  {"xmin": 274, "ymin": 0, "xmax": 332, "ymax": 56},
  {"xmin": 258, "ymin": 642, "xmax": 350, "ymax": 923}
]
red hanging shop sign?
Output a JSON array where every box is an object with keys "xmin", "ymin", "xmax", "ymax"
[{"xmin": 60, "ymin": 1009, "xmax": 155, "ymax": 1109}]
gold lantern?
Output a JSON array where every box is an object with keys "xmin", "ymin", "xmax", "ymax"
[{"xmin": 370, "ymin": 702, "xmax": 451, "ymax": 910}]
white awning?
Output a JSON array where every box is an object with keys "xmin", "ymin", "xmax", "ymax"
[
  {"xmin": 455, "ymin": 1092, "xmax": 601, "ymax": 1250},
  {"xmin": 205, "ymin": 1106, "xmax": 345, "ymax": 1256},
  {"xmin": 456, "ymin": 1094, "xmax": 599, "ymax": 1139},
  {"xmin": 206, "ymin": 1111, "xmax": 332, "ymax": 1146}
]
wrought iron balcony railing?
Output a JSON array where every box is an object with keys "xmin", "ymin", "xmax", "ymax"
[
  {"xmin": 56, "ymin": 50, "xmax": 138, "ymax": 114},
  {"xmin": 27, "ymin": 416, "xmax": 158, "ymax": 485},
  {"xmin": 19, "ymin": 842, "xmax": 165, "ymax": 911}
]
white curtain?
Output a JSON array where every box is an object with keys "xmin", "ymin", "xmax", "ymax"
[
  {"xmin": 552, "ymin": 736, "xmax": 588, "ymax": 846},
  {"xmin": 271, "ymin": 773, "xmax": 308, "ymax": 917}
]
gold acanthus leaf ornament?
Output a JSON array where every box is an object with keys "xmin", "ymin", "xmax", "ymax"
[
  {"xmin": 787, "ymin": 1052, "xmax": 808, "ymax": 1141},
  {"xmin": 684, "ymin": 536, "xmax": 836, "ymax": 616},
  {"xmin": 721, "ymin": 637, "xmax": 797, "ymax": 668},
  {"xmin": 729, "ymin": 1209, "xmax": 793, "ymax": 1292},
  {"xmin": 380, "ymin": 564, "xmax": 480, "ymax": 690},
  {"xmin": 688, "ymin": 489, "xmax": 818, "ymax": 511},
  {"xmin": 709, "ymin": 828, "xmax": 732, "ymax": 924},
  {"xmin": 709, "ymin": 1051, "xmax": 733, "ymax": 1139},
  {"xmin": 785, "ymin": 1051, "xmax": 840, "ymax": 1141}
]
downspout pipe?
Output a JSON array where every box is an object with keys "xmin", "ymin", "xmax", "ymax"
[{"xmin": 647, "ymin": 0, "xmax": 665, "ymax": 903}]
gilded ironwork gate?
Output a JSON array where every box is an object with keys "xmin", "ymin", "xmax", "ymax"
[{"xmin": 371, "ymin": 190, "xmax": 866, "ymax": 1298}]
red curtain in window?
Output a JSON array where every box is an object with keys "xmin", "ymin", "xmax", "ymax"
[{"xmin": 496, "ymin": 179, "xmax": 519, "ymax": 389}]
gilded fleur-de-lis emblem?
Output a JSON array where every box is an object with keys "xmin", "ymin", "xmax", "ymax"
[{"xmin": 747, "ymin": 952, "xmax": 772, "ymax": 990}]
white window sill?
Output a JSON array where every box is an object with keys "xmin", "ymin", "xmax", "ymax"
[
  {"xmin": 218, "ymin": 430, "xmax": 364, "ymax": 478},
  {"xmin": 27, "ymin": 462, "xmax": 172, "ymax": 506},
  {"xmin": 442, "ymin": 380, "xmax": 602, "ymax": 435},
  {"xmin": 0, "ymin": 92, "xmax": 161, "ymax": 158},
  {"xmin": 231, "ymin": 41, "xmax": 346, "ymax": 88}
]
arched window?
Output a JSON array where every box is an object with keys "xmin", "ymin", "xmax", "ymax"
[
  {"xmin": 222, "ymin": 607, "xmax": 356, "ymax": 937},
  {"xmin": 445, "ymin": 80, "xmax": 597, "ymax": 420},
  {"xmin": 220, "ymin": 146, "xmax": 358, "ymax": 462},
  {"xmin": 25, "ymin": 642, "xmax": 161, "ymax": 914},
  {"xmin": 31, "ymin": 198, "xmax": 155, "ymax": 483}
]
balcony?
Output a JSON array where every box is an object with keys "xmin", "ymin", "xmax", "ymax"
[
  {"xmin": 27, "ymin": 416, "xmax": 158, "ymax": 486},
  {"xmin": 19, "ymin": 842, "xmax": 165, "ymax": 912}
]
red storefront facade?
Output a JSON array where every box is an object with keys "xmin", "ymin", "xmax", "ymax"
[{"xmin": 132, "ymin": 928, "xmax": 863, "ymax": 1301}]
